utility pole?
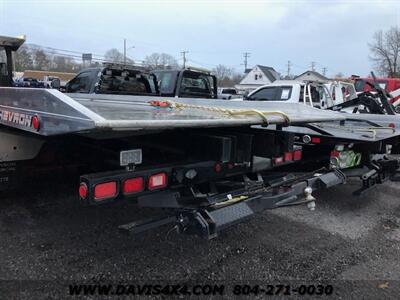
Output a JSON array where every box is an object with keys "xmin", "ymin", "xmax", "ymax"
[
  {"xmin": 322, "ymin": 67, "xmax": 327, "ymax": 76},
  {"xmin": 181, "ymin": 51, "xmax": 189, "ymax": 68},
  {"xmin": 124, "ymin": 39, "xmax": 126, "ymax": 66},
  {"xmin": 311, "ymin": 61, "xmax": 316, "ymax": 71},
  {"xmin": 287, "ymin": 60, "xmax": 292, "ymax": 78},
  {"xmin": 243, "ymin": 52, "xmax": 250, "ymax": 72}
]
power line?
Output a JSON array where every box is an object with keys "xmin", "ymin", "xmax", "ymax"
[
  {"xmin": 28, "ymin": 43, "xmax": 105, "ymax": 58},
  {"xmin": 187, "ymin": 58, "xmax": 214, "ymax": 69},
  {"xmin": 181, "ymin": 50, "xmax": 189, "ymax": 68},
  {"xmin": 34, "ymin": 49, "xmax": 145, "ymax": 68},
  {"xmin": 291, "ymin": 62, "xmax": 308, "ymax": 70},
  {"xmin": 25, "ymin": 42, "xmax": 143, "ymax": 64},
  {"xmin": 243, "ymin": 52, "xmax": 250, "ymax": 72},
  {"xmin": 311, "ymin": 61, "xmax": 316, "ymax": 71},
  {"xmin": 287, "ymin": 60, "xmax": 292, "ymax": 77},
  {"xmin": 123, "ymin": 39, "xmax": 126, "ymax": 66}
]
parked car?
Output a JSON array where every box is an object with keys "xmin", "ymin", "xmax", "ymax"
[
  {"xmin": 217, "ymin": 87, "xmax": 239, "ymax": 100},
  {"xmin": 243, "ymin": 80, "xmax": 357, "ymax": 109},
  {"xmin": 14, "ymin": 77, "xmax": 45, "ymax": 88},
  {"xmin": 43, "ymin": 75, "xmax": 61, "ymax": 89}
]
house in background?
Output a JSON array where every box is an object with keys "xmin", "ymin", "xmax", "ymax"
[
  {"xmin": 235, "ymin": 65, "xmax": 280, "ymax": 92},
  {"xmin": 294, "ymin": 70, "xmax": 329, "ymax": 82}
]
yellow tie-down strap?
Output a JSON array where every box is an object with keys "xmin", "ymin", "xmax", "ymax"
[{"xmin": 148, "ymin": 100, "xmax": 291, "ymax": 126}]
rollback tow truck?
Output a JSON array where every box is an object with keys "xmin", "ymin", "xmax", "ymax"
[{"xmin": 1, "ymin": 35, "xmax": 400, "ymax": 239}]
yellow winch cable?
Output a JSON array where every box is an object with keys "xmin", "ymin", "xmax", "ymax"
[
  {"xmin": 212, "ymin": 195, "xmax": 249, "ymax": 208},
  {"xmin": 161, "ymin": 100, "xmax": 291, "ymax": 126}
]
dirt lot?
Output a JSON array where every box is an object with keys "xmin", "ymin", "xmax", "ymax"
[{"xmin": 1, "ymin": 178, "xmax": 400, "ymax": 299}]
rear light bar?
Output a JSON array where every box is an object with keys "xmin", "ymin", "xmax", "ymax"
[
  {"xmin": 80, "ymin": 171, "xmax": 171, "ymax": 204},
  {"xmin": 94, "ymin": 181, "xmax": 117, "ymax": 201},
  {"xmin": 148, "ymin": 172, "xmax": 167, "ymax": 190},
  {"xmin": 80, "ymin": 161, "xmax": 236, "ymax": 205}
]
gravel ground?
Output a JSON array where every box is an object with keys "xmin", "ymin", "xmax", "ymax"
[{"xmin": 1, "ymin": 178, "xmax": 400, "ymax": 299}]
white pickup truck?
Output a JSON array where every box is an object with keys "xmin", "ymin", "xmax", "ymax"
[
  {"xmin": 217, "ymin": 87, "xmax": 240, "ymax": 100},
  {"xmin": 242, "ymin": 79, "xmax": 400, "ymax": 129},
  {"xmin": 243, "ymin": 80, "xmax": 357, "ymax": 109}
]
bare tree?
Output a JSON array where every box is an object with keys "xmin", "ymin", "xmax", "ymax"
[
  {"xmin": 213, "ymin": 64, "xmax": 233, "ymax": 80},
  {"xmin": 51, "ymin": 56, "xmax": 78, "ymax": 72},
  {"xmin": 369, "ymin": 26, "xmax": 400, "ymax": 77},
  {"xmin": 104, "ymin": 48, "xmax": 133, "ymax": 64},
  {"xmin": 13, "ymin": 45, "xmax": 34, "ymax": 71},
  {"xmin": 33, "ymin": 49, "xmax": 50, "ymax": 70},
  {"xmin": 212, "ymin": 64, "xmax": 243, "ymax": 87},
  {"xmin": 144, "ymin": 53, "xmax": 178, "ymax": 70}
]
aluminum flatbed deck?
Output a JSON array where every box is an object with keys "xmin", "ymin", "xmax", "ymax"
[{"xmin": 0, "ymin": 88, "xmax": 345, "ymax": 136}]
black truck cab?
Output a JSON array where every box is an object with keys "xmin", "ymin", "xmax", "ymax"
[
  {"xmin": 153, "ymin": 68, "xmax": 218, "ymax": 99},
  {"xmin": 64, "ymin": 64, "xmax": 159, "ymax": 95}
]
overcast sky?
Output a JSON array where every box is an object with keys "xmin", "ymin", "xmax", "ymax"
[{"xmin": 1, "ymin": 0, "xmax": 399, "ymax": 77}]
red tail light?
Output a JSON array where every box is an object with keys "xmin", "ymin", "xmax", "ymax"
[
  {"xmin": 94, "ymin": 181, "xmax": 117, "ymax": 200},
  {"xmin": 32, "ymin": 115, "xmax": 40, "ymax": 131},
  {"xmin": 123, "ymin": 177, "xmax": 144, "ymax": 194},
  {"xmin": 79, "ymin": 183, "xmax": 88, "ymax": 199},
  {"xmin": 311, "ymin": 137, "xmax": 321, "ymax": 144},
  {"xmin": 293, "ymin": 150, "xmax": 302, "ymax": 161},
  {"xmin": 214, "ymin": 163, "xmax": 222, "ymax": 173},
  {"xmin": 389, "ymin": 123, "xmax": 395, "ymax": 128},
  {"xmin": 148, "ymin": 173, "xmax": 167, "ymax": 190},
  {"xmin": 284, "ymin": 152, "xmax": 293, "ymax": 161}
]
